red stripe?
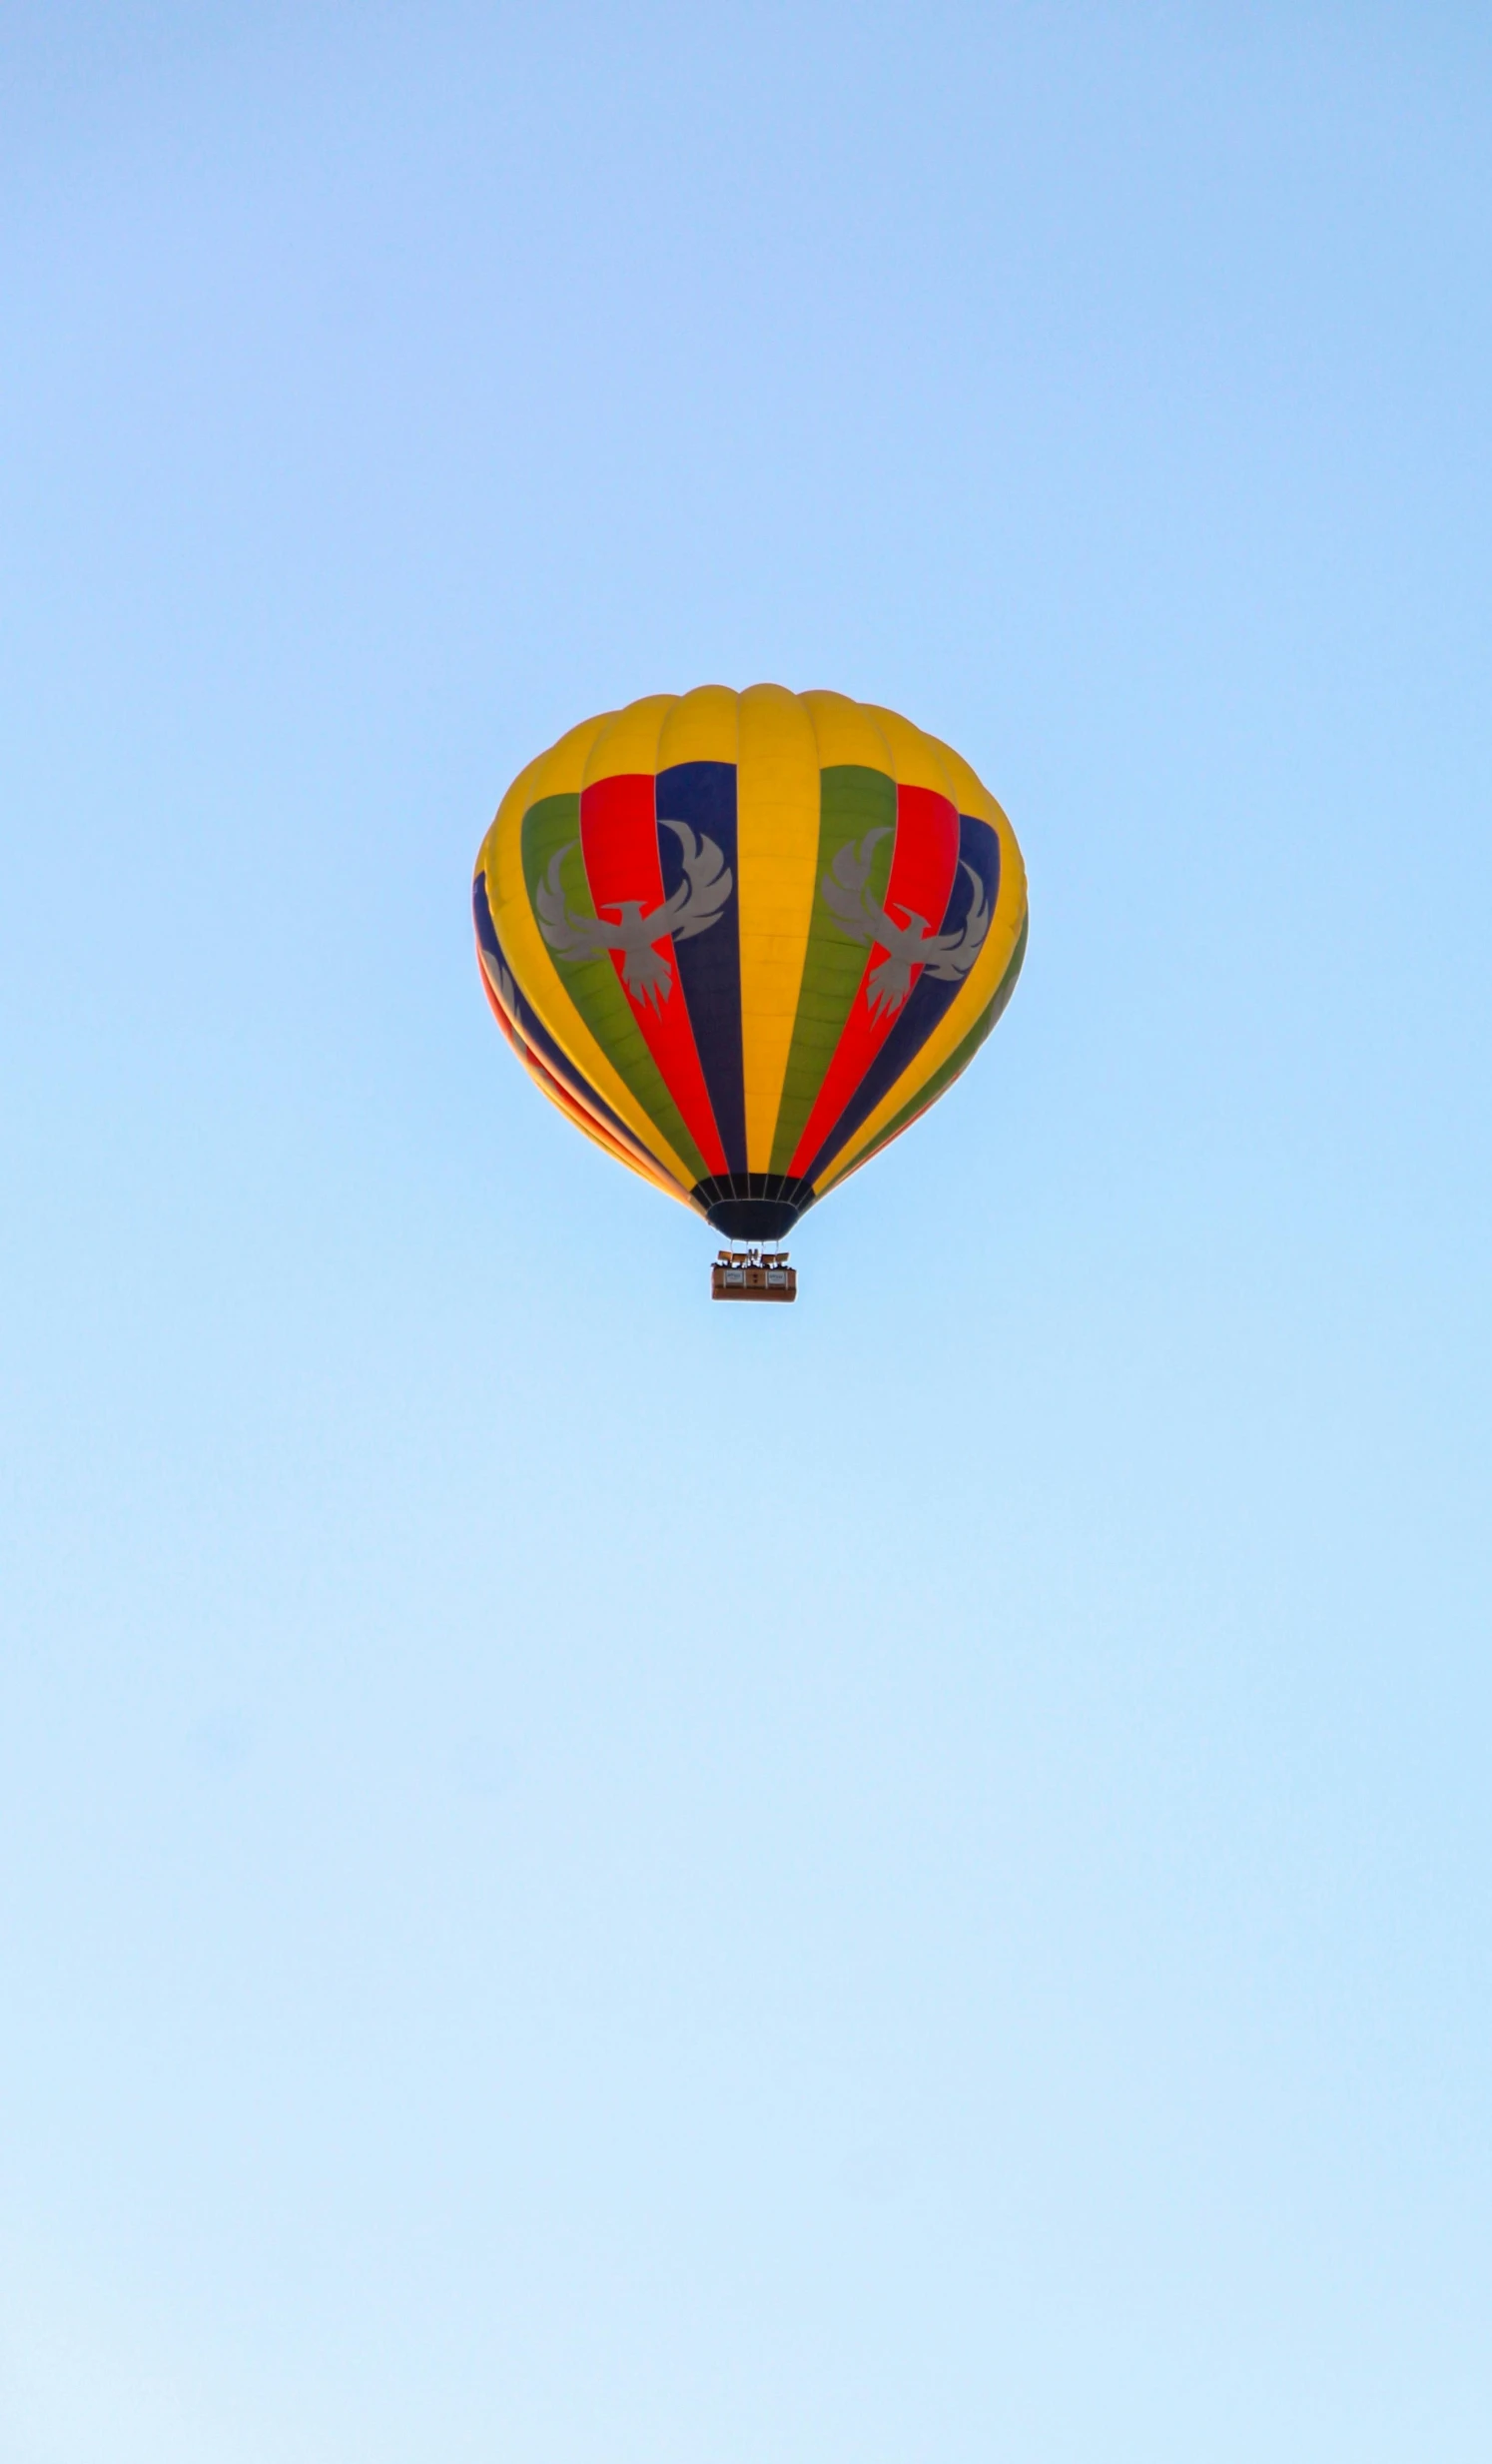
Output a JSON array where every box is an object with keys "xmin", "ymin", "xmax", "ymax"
[
  {"xmin": 787, "ymin": 783, "xmax": 961, "ymax": 1178},
  {"xmin": 578, "ymin": 773, "xmax": 727, "ymax": 1177}
]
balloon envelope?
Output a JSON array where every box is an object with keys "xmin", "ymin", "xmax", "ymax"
[{"xmin": 473, "ymin": 685, "xmax": 1028, "ymax": 1238}]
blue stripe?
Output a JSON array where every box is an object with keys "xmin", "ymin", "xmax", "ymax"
[
  {"xmin": 798, "ymin": 813, "xmax": 1001, "ymax": 1187},
  {"xmin": 654, "ymin": 761, "xmax": 748, "ymax": 1179}
]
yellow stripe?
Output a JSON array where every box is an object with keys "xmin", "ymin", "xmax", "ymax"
[
  {"xmin": 812, "ymin": 747, "xmax": 1029, "ymax": 1193},
  {"xmin": 927, "ymin": 733, "xmax": 1007, "ymax": 830},
  {"xmin": 581, "ymin": 691, "xmax": 675, "ymax": 785},
  {"xmin": 736, "ymin": 683, "xmax": 822, "ymax": 1170},
  {"xmin": 658, "ymin": 683, "xmax": 738, "ymax": 769},
  {"xmin": 526, "ymin": 708, "xmax": 613, "ymax": 801},
  {"xmin": 478, "ymin": 714, "xmax": 697, "ymax": 1191},
  {"xmin": 798, "ymin": 688, "xmax": 895, "ymax": 773},
  {"xmin": 861, "ymin": 702, "xmax": 959, "ymax": 798},
  {"xmin": 474, "ymin": 746, "xmax": 545, "ymax": 885}
]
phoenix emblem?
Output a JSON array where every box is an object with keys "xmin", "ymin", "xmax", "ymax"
[
  {"xmin": 821, "ymin": 826, "xmax": 991, "ymax": 1019},
  {"xmin": 535, "ymin": 819, "xmax": 733, "ymax": 1013}
]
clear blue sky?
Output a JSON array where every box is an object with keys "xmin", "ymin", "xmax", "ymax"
[{"xmin": 2, "ymin": 4, "xmax": 1489, "ymax": 2457}]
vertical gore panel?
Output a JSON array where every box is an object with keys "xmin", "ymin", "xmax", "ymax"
[
  {"xmin": 860, "ymin": 703, "xmax": 959, "ymax": 798},
  {"xmin": 927, "ymin": 732, "xmax": 1007, "ymax": 831},
  {"xmin": 799, "ymin": 688, "xmax": 896, "ymax": 773},
  {"xmin": 801, "ymin": 811, "xmax": 1000, "ymax": 1185},
  {"xmin": 519, "ymin": 790, "xmax": 708, "ymax": 1182},
  {"xmin": 581, "ymin": 694, "xmax": 674, "ymax": 787},
  {"xmin": 768, "ymin": 765, "xmax": 896, "ymax": 1176},
  {"xmin": 658, "ymin": 685, "xmax": 739, "ymax": 771},
  {"xmin": 735, "ymin": 684, "xmax": 821, "ymax": 1171},
  {"xmin": 655, "ymin": 761, "xmax": 746, "ymax": 1177}
]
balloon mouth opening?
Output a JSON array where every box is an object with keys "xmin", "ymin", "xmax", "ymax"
[{"xmin": 692, "ymin": 1176, "xmax": 814, "ymax": 1242}]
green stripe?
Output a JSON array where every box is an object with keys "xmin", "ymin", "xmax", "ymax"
[
  {"xmin": 821, "ymin": 909, "xmax": 1029, "ymax": 1187},
  {"xmin": 520, "ymin": 792, "xmax": 707, "ymax": 1183},
  {"xmin": 768, "ymin": 766, "xmax": 896, "ymax": 1177}
]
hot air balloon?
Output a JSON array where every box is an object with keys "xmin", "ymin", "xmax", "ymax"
[{"xmin": 472, "ymin": 686, "xmax": 1027, "ymax": 1294}]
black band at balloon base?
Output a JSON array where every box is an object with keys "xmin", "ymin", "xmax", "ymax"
[{"xmin": 691, "ymin": 1174, "xmax": 816, "ymax": 1240}]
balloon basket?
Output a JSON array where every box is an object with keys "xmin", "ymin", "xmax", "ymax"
[{"xmin": 711, "ymin": 1248, "xmax": 797, "ymax": 1302}]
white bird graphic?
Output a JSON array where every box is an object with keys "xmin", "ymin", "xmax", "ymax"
[
  {"xmin": 820, "ymin": 827, "xmax": 991, "ymax": 1019},
  {"xmin": 535, "ymin": 819, "xmax": 733, "ymax": 1012}
]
